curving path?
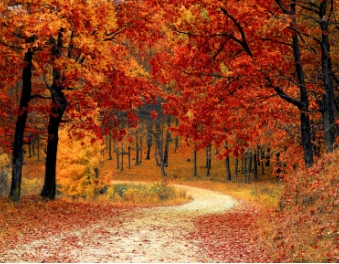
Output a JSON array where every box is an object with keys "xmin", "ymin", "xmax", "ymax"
[{"xmin": 2, "ymin": 184, "xmax": 237, "ymax": 263}]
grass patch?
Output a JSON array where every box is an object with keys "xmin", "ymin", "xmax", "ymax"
[
  {"xmin": 180, "ymin": 180, "xmax": 283, "ymax": 208},
  {"xmin": 105, "ymin": 181, "xmax": 190, "ymax": 206}
]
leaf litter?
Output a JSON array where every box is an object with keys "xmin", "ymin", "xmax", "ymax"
[{"xmin": 0, "ymin": 185, "xmax": 275, "ymax": 263}]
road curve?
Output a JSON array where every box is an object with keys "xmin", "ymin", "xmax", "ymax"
[{"xmin": 2, "ymin": 183, "xmax": 238, "ymax": 263}]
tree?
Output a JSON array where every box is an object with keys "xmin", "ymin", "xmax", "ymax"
[{"xmin": 9, "ymin": 49, "xmax": 33, "ymax": 201}]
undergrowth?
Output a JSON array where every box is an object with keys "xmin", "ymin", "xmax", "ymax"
[
  {"xmin": 106, "ymin": 182, "xmax": 189, "ymax": 206},
  {"xmin": 265, "ymin": 151, "xmax": 339, "ymax": 262}
]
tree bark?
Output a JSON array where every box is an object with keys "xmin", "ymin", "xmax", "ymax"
[
  {"xmin": 242, "ymin": 154, "xmax": 247, "ymax": 183},
  {"xmin": 290, "ymin": 3, "xmax": 314, "ymax": 167},
  {"xmin": 163, "ymin": 115, "xmax": 171, "ymax": 167},
  {"xmin": 319, "ymin": 0, "xmax": 336, "ymax": 153},
  {"xmin": 193, "ymin": 147, "xmax": 197, "ymax": 177},
  {"xmin": 9, "ymin": 49, "xmax": 33, "ymax": 202},
  {"xmin": 274, "ymin": 0, "xmax": 314, "ymax": 167},
  {"xmin": 108, "ymin": 131, "xmax": 113, "ymax": 160},
  {"xmin": 234, "ymin": 157, "xmax": 238, "ymax": 182},
  {"xmin": 206, "ymin": 145, "xmax": 211, "ymax": 177},
  {"xmin": 225, "ymin": 156, "xmax": 231, "ymax": 181},
  {"xmin": 146, "ymin": 123, "xmax": 152, "ymax": 160},
  {"xmin": 135, "ymin": 132, "xmax": 140, "ymax": 166},
  {"xmin": 41, "ymin": 30, "xmax": 69, "ymax": 200},
  {"xmin": 174, "ymin": 117, "xmax": 179, "ymax": 153},
  {"xmin": 41, "ymin": 90, "xmax": 68, "ymax": 200},
  {"xmin": 246, "ymin": 151, "xmax": 252, "ymax": 183},
  {"xmin": 253, "ymin": 151, "xmax": 258, "ymax": 181}
]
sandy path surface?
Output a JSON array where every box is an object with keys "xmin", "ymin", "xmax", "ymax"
[{"xmin": 2, "ymin": 184, "xmax": 237, "ymax": 263}]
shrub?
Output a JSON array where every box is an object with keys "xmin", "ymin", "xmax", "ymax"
[
  {"xmin": 56, "ymin": 129, "xmax": 105, "ymax": 199},
  {"xmin": 108, "ymin": 182, "xmax": 187, "ymax": 205}
]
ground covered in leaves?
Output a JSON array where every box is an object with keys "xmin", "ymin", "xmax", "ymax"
[{"xmin": 0, "ymin": 185, "xmax": 273, "ymax": 263}]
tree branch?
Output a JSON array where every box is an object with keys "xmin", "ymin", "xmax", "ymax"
[
  {"xmin": 220, "ymin": 7, "xmax": 253, "ymax": 57},
  {"xmin": 30, "ymin": 95, "xmax": 51, "ymax": 100}
]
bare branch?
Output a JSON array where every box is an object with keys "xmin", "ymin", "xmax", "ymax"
[{"xmin": 30, "ymin": 94, "xmax": 51, "ymax": 100}]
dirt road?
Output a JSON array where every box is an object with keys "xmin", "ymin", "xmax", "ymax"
[{"xmin": 2, "ymin": 185, "xmax": 237, "ymax": 263}]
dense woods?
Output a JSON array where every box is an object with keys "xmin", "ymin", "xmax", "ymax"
[
  {"xmin": 1, "ymin": 0, "xmax": 339, "ymax": 262},
  {"xmin": 0, "ymin": 0, "xmax": 337, "ymax": 198}
]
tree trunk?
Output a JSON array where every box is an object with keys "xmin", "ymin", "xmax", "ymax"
[
  {"xmin": 243, "ymin": 155, "xmax": 247, "ymax": 183},
  {"xmin": 28, "ymin": 143, "xmax": 32, "ymax": 158},
  {"xmin": 41, "ymin": 30, "xmax": 69, "ymax": 200},
  {"xmin": 234, "ymin": 157, "xmax": 238, "ymax": 182},
  {"xmin": 155, "ymin": 116, "xmax": 166, "ymax": 176},
  {"xmin": 127, "ymin": 146, "xmax": 131, "ymax": 169},
  {"xmin": 120, "ymin": 145, "xmax": 124, "ymax": 171},
  {"xmin": 41, "ymin": 91, "xmax": 67, "ymax": 200},
  {"xmin": 9, "ymin": 49, "xmax": 33, "ymax": 202},
  {"xmin": 135, "ymin": 132, "xmax": 140, "ymax": 166},
  {"xmin": 139, "ymin": 137, "xmax": 143, "ymax": 163},
  {"xmin": 108, "ymin": 131, "xmax": 112, "ymax": 160},
  {"xmin": 174, "ymin": 117, "xmax": 179, "ymax": 153},
  {"xmin": 37, "ymin": 135, "xmax": 40, "ymax": 162},
  {"xmin": 261, "ymin": 149, "xmax": 265, "ymax": 174},
  {"xmin": 163, "ymin": 116, "xmax": 171, "ymax": 167},
  {"xmin": 206, "ymin": 145, "xmax": 211, "ymax": 177},
  {"xmin": 32, "ymin": 139, "xmax": 35, "ymax": 157},
  {"xmin": 253, "ymin": 151, "xmax": 258, "ymax": 181},
  {"xmin": 319, "ymin": 0, "xmax": 335, "ymax": 153},
  {"xmin": 225, "ymin": 156, "xmax": 231, "ymax": 181},
  {"xmin": 246, "ymin": 151, "xmax": 252, "ymax": 183},
  {"xmin": 265, "ymin": 147, "xmax": 270, "ymax": 166},
  {"xmin": 193, "ymin": 147, "xmax": 197, "ymax": 177},
  {"xmin": 146, "ymin": 124, "xmax": 152, "ymax": 160},
  {"xmin": 291, "ymin": 20, "xmax": 314, "ymax": 167},
  {"xmin": 274, "ymin": 0, "xmax": 314, "ymax": 168},
  {"xmin": 115, "ymin": 140, "xmax": 119, "ymax": 169}
]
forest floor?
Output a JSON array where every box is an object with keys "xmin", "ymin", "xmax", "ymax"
[{"xmin": 0, "ymin": 184, "xmax": 272, "ymax": 263}]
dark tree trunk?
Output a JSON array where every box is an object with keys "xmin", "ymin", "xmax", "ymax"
[
  {"xmin": 9, "ymin": 49, "xmax": 33, "ymax": 202},
  {"xmin": 155, "ymin": 114, "xmax": 166, "ymax": 176},
  {"xmin": 291, "ymin": 17, "xmax": 314, "ymax": 167},
  {"xmin": 28, "ymin": 143, "xmax": 32, "ymax": 158},
  {"xmin": 41, "ymin": 91, "xmax": 67, "ymax": 200},
  {"xmin": 242, "ymin": 154, "xmax": 247, "ymax": 183},
  {"xmin": 206, "ymin": 145, "xmax": 211, "ymax": 177},
  {"xmin": 146, "ymin": 124, "xmax": 152, "ymax": 160},
  {"xmin": 32, "ymin": 139, "xmax": 35, "ymax": 157},
  {"xmin": 261, "ymin": 149, "xmax": 265, "ymax": 174},
  {"xmin": 234, "ymin": 157, "xmax": 238, "ymax": 182},
  {"xmin": 225, "ymin": 156, "xmax": 231, "ymax": 181},
  {"xmin": 319, "ymin": 0, "xmax": 335, "ymax": 153},
  {"xmin": 193, "ymin": 147, "xmax": 197, "ymax": 177},
  {"xmin": 139, "ymin": 137, "xmax": 143, "ymax": 163},
  {"xmin": 253, "ymin": 151, "xmax": 258, "ymax": 181},
  {"xmin": 163, "ymin": 115, "xmax": 171, "ymax": 167},
  {"xmin": 115, "ymin": 140, "xmax": 119, "ymax": 169},
  {"xmin": 41, "ymin": 30, "xmax": 69, "ymax": 200},
  {"xmin": 135, "ymin": 132, "xmax": 140, "ymax": 166},
  {"xmin": 108, "ymin": 131, "xmax": 112, "ymax": 160},
  {"xmin": 120, "ymin": 145, "xmax": 124, "ymax": 171},
  {"xmin": 37, "ymin": 135, "xmax": 40, "ymax": 161},
  {"xmin": 127, "ymin": 146, "xmax": 131, "ymax": 169},
  {"xmin": 274, "ymin": 0, "xmax": 314, "ymax": 168},
  {"xmin": 174, "ymin": 117, "xmax": 179, "ymax": 153},
  {"xmin": 246, "ymin": 151, "xmax": 252, "ymax": 183},
  {"xmin": 265, "ymin": 147, "xmax": 270, "ymax": 166}
]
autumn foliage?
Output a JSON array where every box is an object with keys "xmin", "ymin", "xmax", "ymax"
[{"xmin": 1, "ymin": 0, "xmax": 339, "ymax": 262}]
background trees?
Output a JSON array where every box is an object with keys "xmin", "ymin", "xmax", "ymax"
[{"xmin": 0, "ymin": 0, "xmax": 339, "ymax": 201}]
